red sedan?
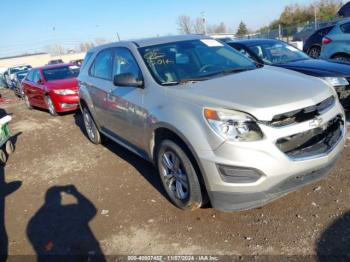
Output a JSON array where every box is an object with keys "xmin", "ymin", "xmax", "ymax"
[{"xmin": 22, "ymin": 64, "xmax": 80, "ymax": 116}]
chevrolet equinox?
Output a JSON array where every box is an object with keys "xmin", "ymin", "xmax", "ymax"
[{"xmin": 78, "ymin": 35, "xmax": 345, "ymax": 212}]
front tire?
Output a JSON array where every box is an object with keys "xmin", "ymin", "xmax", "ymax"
[
  {"xmin": 82, "ymin": 107, "xmax": 101, "ymax": 144},
  {"xmin": 332, "ymin": 54, "xmax": 350, "ymax": 63},
  {"xmin": 24, "ymin": 94, "xmax": 33, "ymax": 109},
  {"xmin": 46, "ymin": 96, "xmax": 58, "ymax": 116},
  {"xmin": 157, "ymin": 139, "xmax": 203, "ymax": 211}
]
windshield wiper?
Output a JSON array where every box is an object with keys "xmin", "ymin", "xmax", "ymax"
[
  {"xmin": 201, "ymin": 67, "xmax": 256, "ymax": 78},
  {"xmin": 161, "ymin": 77, "xmax": 209, "ymax": 86}
]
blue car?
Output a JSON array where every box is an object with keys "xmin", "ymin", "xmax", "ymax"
[{"xmin": 320, "ymin": 19, "xmax": 350, "ymax": 62}]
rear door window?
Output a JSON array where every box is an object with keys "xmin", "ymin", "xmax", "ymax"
[
  {"xmin": 90, "ymin": 49, "xmax": 114, "ymax": 80},
  {"xmin": 340, "ymin": 22, "xmax": 350, "ymax": 33},
  {"xmin": 33, "ymin": 70, "xmax": 42, "ymax": 83},
  {"xmin": 26, "ymin": 70, "xmax": 34, "ymax": 82}
]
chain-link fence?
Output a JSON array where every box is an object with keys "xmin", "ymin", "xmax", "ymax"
[{"xmin": 236, "ymin": 17, "xmax": 346, "ymax": 43}]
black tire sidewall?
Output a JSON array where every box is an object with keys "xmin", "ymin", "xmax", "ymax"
[
  {"xmin": 308, "ymin": 46, "xmax": 320, "ymax": 58},
  {"xmin": 157, "ymin": 139, "xmax": 203, "ymax": 211},
  {"xmin": 333, "ymin": 54, "xmax": 350, "ymax": 62}
]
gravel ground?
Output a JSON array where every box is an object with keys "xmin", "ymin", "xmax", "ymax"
[{"xmin": 1, "ymin": 88, "xmax": 350, "ymax": 261}]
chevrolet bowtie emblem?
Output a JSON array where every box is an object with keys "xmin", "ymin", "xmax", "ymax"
[{"xmin": 309, "ymin": 117, "xmax": 324, "ymax": 128}]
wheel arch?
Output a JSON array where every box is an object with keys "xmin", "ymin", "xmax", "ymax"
[
  {"xmin": 151, "ymin": 124, "xmax": 209, "ymax": 199},
  {"xmin": 331, "ymin": 52, "xmax": 350, "ymax": 59},
  {"xmin": 307, "ymin": 44, "xmax": 321, "ymax": 52}
]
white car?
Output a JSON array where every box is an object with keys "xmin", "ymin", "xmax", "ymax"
[{"xmin": 4, "ymin": 65, "xmax": 32, "ymax": 88}]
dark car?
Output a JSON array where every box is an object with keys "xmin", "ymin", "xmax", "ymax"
[
  {"xmin": 47, "ymin": 59, "xmax": 64, "ymax": 65},
  {"xmin": 338, "ymin": 1, "xmax": 350, "ymax": 17},
  {"xmin": 303, "ymin": 25, "xmax": 335, "ymax": 59},
  {"xmin": 13, "ymin": 70, "xmax": 29, "ymax": 98},
  {"xmin": 227, "ymin": 39, "xmax": 350, "ymax": 108},
  {"xmin": 69, "ymin": 59, "xmax": 83, "ymax": 67}
]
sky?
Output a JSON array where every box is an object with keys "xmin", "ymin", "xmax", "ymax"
[{"xmin": 0, "ymin": 0, "xmax": 313, "ymax": 57}]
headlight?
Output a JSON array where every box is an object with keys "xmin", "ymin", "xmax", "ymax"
[
  {"xmin": 204, "ymin": 108, "xmax": 263, "ymax": 142},
  {"xmin": 322, "ymin": 77, "xmax": 349, "ymax": 87},
  {"xmin": 53, "ymin": 89, "xmax": 77, "ymax": 95}
]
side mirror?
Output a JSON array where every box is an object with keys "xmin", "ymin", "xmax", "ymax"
[
  {"xmin": 113, "ymin": 73, "xmax": 143, "ymax": 88},
  {"xmin": 37, "ymin": 79, "xmax": 43, "ymax": 85}
]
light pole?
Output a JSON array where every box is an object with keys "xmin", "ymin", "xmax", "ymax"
[
  {"xmin": 52, "ymin": 26, "xmax": 62, "ymax": 58},
  {"xmin": 201, "ymin": 11, "xmax": 207, "ymax": 35},
  {"xmin": 314, "ymin": 4, "xmax": 318, "ymax": 30}
]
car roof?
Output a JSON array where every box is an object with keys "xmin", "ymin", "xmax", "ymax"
[
  {"xmin": 9, "ymin": 64, "xmax": 31, "ymax": 69},
  {"xmin": 337, "ymin": 18, "xmax": 350, "ymax": 25},
  {"xmin": 227, "ymin": 38, "xmax": 281, "ymax": 46},
  {"xmin": 89, "ymin": 34, "xmax": 210, "ymax": 51},
  {"xmin": 36, "ymin": 63, "xmax": 73, "ymax": 70}
]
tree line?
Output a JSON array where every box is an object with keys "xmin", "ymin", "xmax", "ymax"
[
  {"xmin": 177, "ymin": 15, "xmax": 249, "ymax": 36},
  {"xmin": 176, "ymin": 0, "xmax": 344, "ymax": 37},
  {"xmin": 259, "ymin": 0, "xmax": 343, "ymax": 32}
]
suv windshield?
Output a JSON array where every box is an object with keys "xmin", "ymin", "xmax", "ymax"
[
  {"xmin": 43, "ymin": 66, "xmax": 79, "ymax": 81},
  {"xmin": 16, "ymin": 71, "xmax": 28, "ymax": 80},
  {"xmin": 139, "ymin": 39, "xmax": 257, "ymax": 85},
  {"xmin": 248, "ymin": 42, "xmax": 309, "ymax": 65}
]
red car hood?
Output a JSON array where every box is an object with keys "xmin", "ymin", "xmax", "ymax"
[{"xmin": 46, "ymin": 78, "xmax": 78, "ymax": 90}]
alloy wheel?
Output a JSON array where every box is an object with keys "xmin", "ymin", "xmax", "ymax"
[
  {"xmin": 47, "ymin": 97, "xmax": 56, "ymax": 115},
  {"xmin": 83, "ymin": 110, "xmax": 95, "ymax": 141},
  {"xmin": 308, "ymin": 47, "xmax": 320, "ymax": 59},
  {"xmin": 24, "ymin": 95, "xmax": 31, "ymax": 109},
  {"xmin": 160, "ymin": 150, "xmax": 189, "ymax": 200}
]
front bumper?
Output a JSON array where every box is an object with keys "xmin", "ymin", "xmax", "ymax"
[
  {"xmin": 197, "ymin": 101, "xmax": 346, "ymax": 212},
  {"xmin": 209, "ymin": 159, "xmax": 338, "ymax": 211},
  {"xmin": 50, "ymin": 93, "xmax": 79, "ymax": 112}
]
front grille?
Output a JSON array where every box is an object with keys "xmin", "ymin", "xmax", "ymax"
[
  {"xmin": 269, "ymin": 96, "xmax": 335, "ymax": 127},
  {"xmin": 276, "ymin": 115, "xmax": 343, "ymax": 159}
]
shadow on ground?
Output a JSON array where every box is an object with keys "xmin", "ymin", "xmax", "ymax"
[
  {"xmin": 26, "ymin": 185, "xmax": 106, "ymax": 262},
  {"xmin": 0, "ymin": 108, "xmax": 22, "ymax": 260},
  {"xmin": 317, "ymin": 212, "xmax": 350, "ymax": 262}
]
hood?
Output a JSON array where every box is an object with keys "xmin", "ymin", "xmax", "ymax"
[
  {"xmin": 46, "ymin": 77, "xmax": 78, "ymax": 90},
  {"xmin": 275, "ymin": 59, "xmax": 350, "ymax": 77},
  {"xmin": 168, "ymin": 66, "xmax": 334, "ymax": 121}
]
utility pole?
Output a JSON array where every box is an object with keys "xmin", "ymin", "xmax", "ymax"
[
  {"xmin": 201, "ymin": 11, "xmax": 207, "ymax": 35},
  {"xmin": 52, "ymin": 26, "xmax": 62, "ymax": 58},
  {"xmin": 314, "ymin": 4, "xmax": 318, "ymax": 30},
  {"xmin": 278, "ymin": 24, "xmax": 282, "ymax": 40}
]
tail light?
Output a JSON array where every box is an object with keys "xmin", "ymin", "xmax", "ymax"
[{"xmin": 322, "ymin": 37, "xmax": 332, "ymax": 45}]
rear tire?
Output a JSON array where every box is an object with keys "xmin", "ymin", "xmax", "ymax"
[
  {"xmin": 46, "ymin": 96, "xmax": 58, "ymax": 116},
  {"xmin": 5, "ymin": 140, "xmax": 14, "ymax": 155},
  {"xmin": 24, "ymin": 94, "xmax": 32, "ymax": 109},
  {"xmin": 0, "ymin": 149, "xmax": 7, "ymax": 165},
  {"xmin": 332, "ymin": 54, "xmax": 350, "ymax": 63},
  {"xmin": 82, "ymin": 107, "xmax": 101, "ymax": 144},
  {"xmin": 156, "ymin": 139, "xmax": 203, "ymax": 211},
  {"xmin": 308, "ymin": 46, "xmax": 321, "ymax": 59}
]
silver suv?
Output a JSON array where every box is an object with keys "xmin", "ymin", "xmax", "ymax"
[{"xmin": 78, "ymin": 35, "xmax": 346, "ymax": 212}]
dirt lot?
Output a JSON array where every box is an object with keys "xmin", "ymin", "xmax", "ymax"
[{"xmin": 1, "ymin": 88, "xmax": 350, "ymax": 260}]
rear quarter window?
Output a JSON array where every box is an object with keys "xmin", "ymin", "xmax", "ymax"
[
  {"xmin": 340, "ymin": 22, "xmax": 350, "ymax": 33},
  {"xmin": 80, "ymin": 52, "xmax": 93, "ymax": 72}
]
